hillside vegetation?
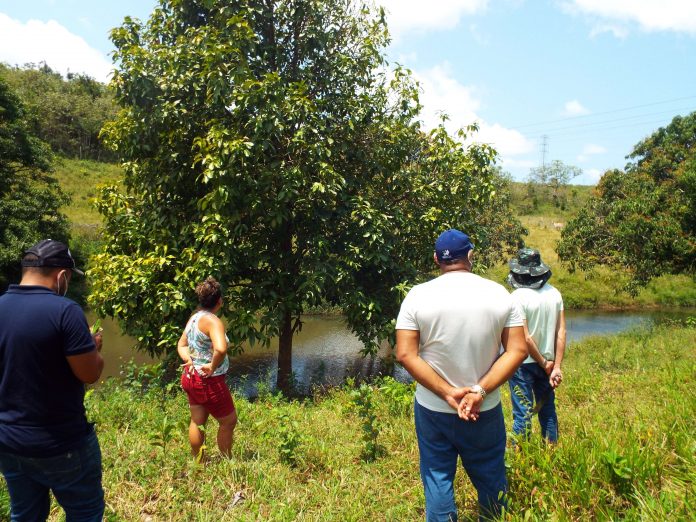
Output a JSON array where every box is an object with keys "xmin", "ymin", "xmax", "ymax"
[
  {"xmin": 52, "ymin": 158, "xmax": 695, "ymax": 309},
  {"xmin": 484, "ymin": 213, "xmax": 696, "ymax": 309},
  {"xmin": 54, "ymin": 158, "xmax": 123, "ymax": 229},
  {"xmin": 558, "ymin": 113, "xmax": 696, "ymax": 288},
  {"xmin": 0, "ymin": 63, "xmax": 117, "ymax": 161}
]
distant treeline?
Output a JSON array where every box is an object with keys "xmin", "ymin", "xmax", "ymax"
[{"xmin": 0, "ymin": 63, "xmax": 117, "ymax": 161}]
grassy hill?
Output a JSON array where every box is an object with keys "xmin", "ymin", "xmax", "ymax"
[
  {"xmin": 54, "ymin": 158, "xmax": 696, "ymax": 309},
  {"xmin": 54, "ymin": 157, "xmax": 123, "ymax": 230}
]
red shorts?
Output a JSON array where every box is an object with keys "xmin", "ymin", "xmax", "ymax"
[{"xmin": 181, "ymin": 371, "xmax": 235, "ymax": 419}]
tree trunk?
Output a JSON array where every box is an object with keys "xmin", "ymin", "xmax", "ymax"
[
  {"xmin": 276, "ymin": 309, "xmax": 293, "ymax": 395},
  {"xmin": 276, "ymin": 211, "xmax": 295, "ymax": 395}
]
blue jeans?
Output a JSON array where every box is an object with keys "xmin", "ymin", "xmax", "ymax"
[
  {"xmin": 414, "ymin": 400, "xmax": 507, "ymax": 522},
  {"xmin": 0, "ymin": 431, "xmax": 104, "ymax": 521},
  {"xmin": 509, "ymin": 363, "xmax": 558, "ymax": 442}
]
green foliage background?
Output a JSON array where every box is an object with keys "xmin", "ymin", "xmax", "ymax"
[
  {"xmin": 0, "ymin": 63, "xmax": 118, "ymax": 161},
  {"xmin": 0, "ymin": 77, "xmax": 71, "ymax": 290},
  {"xmin": 558, "ymin": 112, "xmax": 696, "ymax": 289}
]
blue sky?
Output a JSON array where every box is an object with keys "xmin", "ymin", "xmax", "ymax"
[{"xmin": 1, "ymin": 0, "xmax": 695, "ymax": 184}]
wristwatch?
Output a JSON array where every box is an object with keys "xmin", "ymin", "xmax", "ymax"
[{"xmin": 471, "ymin": 384, "xmax": 487, "ymax": 398}]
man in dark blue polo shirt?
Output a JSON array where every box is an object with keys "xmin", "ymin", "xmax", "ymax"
[{"xmin": 0, "ymin": 240, "xmax": 105, "ymax": 521}]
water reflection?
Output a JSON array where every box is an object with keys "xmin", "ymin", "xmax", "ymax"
[
  {"xmin": 86, "ymin": 312, "xmax": 157, "ymax": 382},
  {"xmin": 566, "ymin": 311, "xmax": 652, "ymax": 344},
  {"xmin": 214, "ymin": 316, "xmax": 400, "ymax": 397},
  {"xmin": 88, "ymin": 309, "xmax": 693, "ymax": 396}
]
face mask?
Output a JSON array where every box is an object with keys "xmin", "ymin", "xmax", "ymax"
[{"xmin": 56, "ymin": 271, "xmax": 69, "ymax": 296}]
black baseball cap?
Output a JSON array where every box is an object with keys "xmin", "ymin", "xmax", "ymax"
[{"xmin": 21, "ymin": 239, "xmax": 84, "ymax": 275}]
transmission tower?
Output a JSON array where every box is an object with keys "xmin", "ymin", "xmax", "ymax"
[{"xmin": 540, "ymin": 134, "xmax": 548, "ymax": 170}]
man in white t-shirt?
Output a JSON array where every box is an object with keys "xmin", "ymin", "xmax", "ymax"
[
  {"xmin": 396, "ymin": 229, "xmax": 527, "ymax": 521},
  {"xmin": 506, "ymin": 248, "xmax": 566, "ymax": 443}
]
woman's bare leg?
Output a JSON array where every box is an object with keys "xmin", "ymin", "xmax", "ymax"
[
  {"xmin": 189, "ymin": 405, "xmax": 209, "ymax": 459},
  {"xmin": 216, "ymin": 408, "xmax": 237, "ymax": 457}
]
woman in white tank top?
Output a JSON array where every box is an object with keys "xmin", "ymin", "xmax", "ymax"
[{"xmin": 177, "ymin": 277, "xmax": 237, "ymax": 459}]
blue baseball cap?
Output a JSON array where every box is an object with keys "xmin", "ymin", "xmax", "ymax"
[{"xmin": 435, "ymin": 229, "xmax": 474, "ymax": 263}]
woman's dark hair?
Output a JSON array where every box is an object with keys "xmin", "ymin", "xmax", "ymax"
[{"xmin": 195, "ymin": 277, "xmax": 222, "ymax": 309}]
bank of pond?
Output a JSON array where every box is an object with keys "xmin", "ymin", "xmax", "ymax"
[
  {"xmin": 93, "ymin": 308, "xmax": 696, "ymax": 398},
  {"xmin": 1, "ymin": 319, "xmax": 692, "ymax": 520}
]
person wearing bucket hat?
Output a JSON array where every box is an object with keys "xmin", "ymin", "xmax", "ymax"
[
  {"xmin": 506, "ymin": 248, "xmax": 566, "ymax": 443},
  {"xmin": 396, "ymin": 229, "xmax": 528, "ymax": 520},
  {"xmin": 0, "ymin": 239, "xmax": 105, "ymax": 521},
  {"xmin": 507, "ymin": 248, "xmax": 551, "ymax": 290}
]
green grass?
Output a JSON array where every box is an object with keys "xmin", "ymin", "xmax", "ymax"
[
  {"xmin": 505, "ymin": 321, "xmax": 696, "ymax": 520},
  {"xmin": 53, "ymin": 157, "xmax": 123, "ymax": 231},
  {"xmin": 2, "ymin": 321, "xmax": 692, "ymax": 521},
  {"xmin": 49, "ymin": 158, "xmax": 123, "ymax": 304}
]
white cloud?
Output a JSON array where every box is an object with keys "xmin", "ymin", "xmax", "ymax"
[
  {"xmin": 589, "ymin": 23, "xmax": 629, "ymax": 39},
  {"xmin": 566, "ymin": 0, "xmax": 696, "ymax": 35},
  {"xmin": 500, "ymin": 157, "xmax": 537, "ymax": 170},
  {"xmin": 377, "ymin": 0, "xmax": 488, "ymax": 40},
  {"xmin": 476, "ymin": 122, "xmax": 534, "ymax": 156},
  {"xmin": 0, "ymin": 13, "xmax": 112, "ymax": 82},
  {"xmin": 394, "ymin": 51, "xmax": 419, "ymax": 65},
  {"xmin": 583, "ymin": 144, "xmax": 607, "ymax": 155},
  {"xmin": 415, "ymin": 64, "xmax": 480, "ymax": 128},
  {"xmin": 577, "ymin": 143, "xmax": 607, "ymax": 162},
  {"xmin": 585, "ymin": 168, "xmax": 603, "ymax": 184},
  {"xmin": 413, "ymin": 63, "xmax": 534, "ymax": 158},
  {"xmin": 562, "ymin": 100, "xmax": 590, "ymax": 116}
]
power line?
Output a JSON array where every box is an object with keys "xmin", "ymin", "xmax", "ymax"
[
  {"xmin": 528, "ymin": 114, "xmax": 689, "ymax": 141},
  {"xmin": 508, "ymin": 95, "xmax": 696, "ymax": 130},
  {"xmin": 524, "ymin": 105, "xmax": 696, "ymax": 135},
  {"xmin": 547, "ymin": 126, "xmax": 667, "ymax": 146}
]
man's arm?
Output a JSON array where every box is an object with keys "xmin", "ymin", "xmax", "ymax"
[
  {"xmin": 549, "ymin": 310, "xmax": 566, "ymax": 388},
  {"xmin": 523, "ymin": 320, "xmax": 553, "ymax": 375},
  {"xmin": 67, "ymin": 333, "xmax": 104, "ymax": 384},
  {"xmin": 396, "ymin": 329, "xmax": 470, "ymax": 411},
  {"xmin": 458, "ymin": 325, "xmax": 527, "ymax": 420}
]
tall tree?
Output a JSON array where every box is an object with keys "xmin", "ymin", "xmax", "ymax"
[
  {"xmin": 89, "ymin": 0, "xmax": 523, "ymax": 392},
  {"xmin": 0, "ymin": 77, "xmax": 71, "ymax": 290},
  {"xmin": 527, "ymin": 159, "xmax": 582, "ymax": 209},
  {"xmin": 557, "ymin": 112, "xmax": 696, "ymax": 288}
]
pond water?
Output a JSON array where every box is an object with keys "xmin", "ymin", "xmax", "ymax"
[{"xmin": 87, "ymin": 308, "xmax": 694, "ymax": 397}]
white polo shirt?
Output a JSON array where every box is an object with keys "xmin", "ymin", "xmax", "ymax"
[
  {"xmin": 511, "ymin": 283, "xmax": 564, "ymax": 364},
  {"xmin": 396, "ymin": 271, "xmax": 523, "ymax": 413}
]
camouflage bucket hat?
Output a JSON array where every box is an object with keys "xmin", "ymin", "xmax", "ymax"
[{"xmin": 507, "ymin": 248, "xmax": 551, "ymax": 289}]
